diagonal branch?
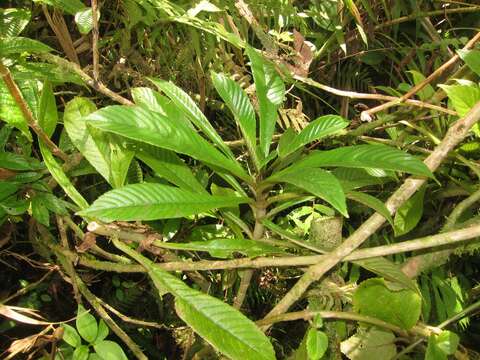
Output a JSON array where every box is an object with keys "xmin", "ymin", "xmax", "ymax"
[
  {"xmin": 0, "ymin": 62, "xmax": 68, "ymax": 161},
  {"xmin": 261, "ymin": 100, "xmax": 480, "ymax": 327}
]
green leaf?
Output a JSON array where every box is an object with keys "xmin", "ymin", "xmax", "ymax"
[
  {"xmin": 0, "ymin": 182, "xmax": 19, "ymax": 201},
  {"xmin": 61, "ymin": 323, "xmax": 81, "ymax": 348},
  {"xmin": 77, "ymin": 183, "xmax": 250, "ymax": 222},
  {"xmin": 131, "ymin": 87, "xmax": 185, "ymax": 119},
  {"xmin": 458, "ymin": 49, "xmax": 480, "ymax": 77},
  {"xmin": 114, "ymin": 240, "xmax": 276, "ymax": 360},
  {"xmin": 334, "ymin": 168, "xmax": 390, "ymax": 191},
  {"xmin": 425, "ymin": 330, "xmax": 460, "ymax": 359},
  {"xmin": 73, "ymin": 345, "xmax": 90, "ymax": 360},
  {"xmin": 0, "ymin": 8, "xmax": 31, "ymax": 37},
  {"xmin": 283, "ymin": 145, "xmax": 432, "ymax": 177},
  {"xmin": 353, "ymin": 278, "xmax": 422, "ymax": 330},
  {"xmin": 268, "ymin": 167, "xmax": 348, "ymax": 217},
  {"xmin": 393, "ymin": 186, "xmax": 425, "ymax": 237},
  {"xmin": 155, "ymin": 238, "xmax": 283, "ymax": 258},
  {"xmin": 278, "ymin": 115, "xmax": 349, "ymax": 158},
  {"xmin": 75, "ymin": 7, "xmax": 94, "ymax": 34},
  {"xmin": 408, "ymin": 70, "xmax": 434, "ymax": 101},
  {"xmin": 31, "ymin": 196, "xmax": 50, "ymax": 226},
  {"xmin": 94, "ymin": 319, "xmax": 109, "ymax": 344},
  {"xmin": 246, "ymin": 46, "xmax": 284, "ymax": 157},
  {"xmin": 439, "ymin": 84, "xmax": 480, "ymax": 117},
  {"xmin": 38, "ymin": 81, "xmax": 58, "ymax": 137},
  {"xmin": 346, "ymin": 191, "xmax": 392, "ymax": 225},
  {"xmin": 306, "ymin": 328, "xmax": 328, "ymax": 360},
  {"xmin": 0, "ymin": 77, "xmax": 34, "ymax": 139},
  {"xmin": 211, "ymin": 72, "xmax": 259, "ymax": 166},
  {"xmin": 149, "ymin": 78, "xmax": 234, "ymax": 159},
  {"xmin": 0, "ymin": 152, "xmax": 42, "ymax": 170},
  {"xmin": 85, "ymin": 105, "xmax": 249, "ymax": 181},
  {"xmin": 32, "ymin": 0, "xmax": 86, "ymax": 15},
  {"xmin": 340, "ymin": 328, "xmax": 396, "ymax": 360},
  {"xmin": 93, "ymin": 340, "xmax": 128, "ymax": 360},
  {"xmin": 76, "ymin": 305, "xmax": 98, "ymax": 343},
  {"xmin": 136, "ymin": 145, "xmax": 206, "ymax": 193},
  {"xmin": 0, "ymin": 37, "xmax": 52, "ymax": 56},
  {"xmin": 353, "ymin": 257, "xmax": 418, "ymax": 293}
]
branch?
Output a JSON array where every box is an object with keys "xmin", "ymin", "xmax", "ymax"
[
  {"xmin": 84, "ymin": 222, "xmax": 480, "ymax": 271},
  {"xmin": 0, "ymin": 62, "xmax": 68, "ymax": 161},
  {"xmin": 261, "ymin": 99, "xmax": 480, "ymax": 326},
  {"xmin": 91, "ymin": 0, "xmax": 100, "ymax": 82},
  {"xmin": 39, "ymin": 53, "xmax": 133, "ymax": 106},
  {"xmin": 361, "ymin": 31, "xmax": 480, "ymax": 120}
]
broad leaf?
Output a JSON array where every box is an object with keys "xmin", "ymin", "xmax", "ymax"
[
  {"xmin": 278, "ymin": 115, "xmax": 349, "ymax": 158},
  {"xmin": 136, "ymin": 145, "xmax": 206, "ymax": 193},
  {"xmin": 76, "ymin": 304, "xmax": 97, "ymax": 343},
  {"xmin": 0, "ymin": 37, "xmax": 52, "ymax": 56},
  {"xmin": 211, "ymin": 72, "xmax": 259, "ymax": 166},
  {"xmin": 393, "ymin": 186, "xmax": 425, "ymax": 237},
  {"xmin": 0, "ymin": 152, "xmax": 42, "ymax": 170},
  {"xmin": 72, "ymin": 345, "xmax": 89, "ymax": 360},
  {"xmin": 346, "ymin": 191, "xmax": 392, "ymax": 225},
  {"xmin": 341, "ymin": 328, "xmax": 396, "ymax": 360},
  {"xmin": 458, "ymin": 49, "xmax": 480, "ymax": 77},
  {"xmin": 281, "ymin": 145, "xmax": 432, "ymax": 177},
  {"xmin": 75, "ymin": 7, "xmax": 94, "ymax": 34},
  {"xmin": 131, "ymin": 87, "xmax": 186, "ymax": 120},
  {"xmin": 268, "ymin": 167, "xmax": 348, "ymax": 217},
  {"xmin": 38, "ymin": 81, "xmax": 58, "ymax": 137},
  {"xmin": 85, "ymin": 105, "xmax": 250, "ymax": 181},
  {"xmin": 439, "ymin": 84, "xmax": 480, "ymax": 117},
  {"xmin": 425, "ymin": 330, "xmax": 459, "ymax": 360},
  {"xmin": 114, "ymin": 240, "xmax": 276, "ymax": 360},
  {"xmin": 0, "ymin": 8, "xmax": 31, "ymax": 37},
  {"xmin": 93, "ymin": 340, "xmax": 128, "ymax": 360},
  {"xmin": 246, "ymin": 46, "xmax": 285, "ymax": 157},
  {"xmin": 61, "ymin": 323, "xmax": 81, "ymax": 348},
  {"xmin": 149, "ymin": 78, "xmax": 234, "ymax": 159},
  {"xmin": 353, "ymin": 278, "xmax": 421, "ymax": 330},
  {"xmin": 32, "ymin": 0, "xmax": 86, "ymax": 15},
  {"xmin": 352, "ymin": 257, "xmax": 418, "ymax": 293},
  {"xmin": 306, "ymin": 328, "xmax": 328, "ymax": 360},
  {"xmin": 78, "ymin": 183, "xmax": 250, "ymax": 222},
  {"xmin": 65, "ymin": 97, "xmax": 134, "ymax": 188},
  {"xmin": 155, "ymin": 238, "xmax": 283, "ymax": 258}
]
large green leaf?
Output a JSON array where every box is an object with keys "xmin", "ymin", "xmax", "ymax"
[
  {"xmin": 268, "ymin": 168, "xmax": 347, "ymax": 217},
  {"xmin": 439, "ymin": 84, "xmax": 480, "ymax": 117},
  {"xmin": 278, "ymin": 115, "xmax": 349, "ymax": 158},
  {"xmin": 333, "ymin": 168, "xmax": 390, "ymax": 191},
  {"xmin": 131, "ymin": 87, "xmax": 187, "ymax": 121},
  {"xmin": 0, "ymin": 8, "xmax": 31, "ymax": 37},
  {"xmin": 85, "ymin": 105, "xmax": 250, "ymax": 181},
  {"xmin": 149, "ymin": 78, "xmax": 234, "ymax": 159},
  {"xmin": 246, "ymin": 46, "xmax": 285, "ymax": 157},
  {"xmin": 393, "ymin": 186, "xmax": 425, "ymax": 237},
  {"xmin": 32, "ymin": 0, "xmax": 86, "ymax": 15},
  {"xmin": 136, "ymin": 145, "xmax": 206, "ymax": 193},
  {"xmin": 352, "ymin": 257, "xmax": 418, "ymax": 293},
  {"xmin": 280, "ymin": 145, "xmax": 432, "ymax": 177},
  {"xmin": 211, "ymin": 72, "xmax": 259, "ymax": 166},
  {"xmin": 0, "ymin": 152, "xmax": 43, "ymax": 170},
  {"xmin": 77, "ymin": 183, "xmax": 250, "ymax": 222},
  {"xmin": 64, "ymin": 97, "xmax": 134, "ymax": 188},
  {"xmin": 458, "ymin": 49, "xmax": 480, "ymax": 77},
  {"xmin": 114, "ymin": 240, "xmax": 276, "ymax": 360},
  {"xmin": 353, "ymin": 278, "xmax": 421, "ymax": 330},
  {"xmin": 346, "ymin": 191, "xmax": 392, "ymax": 225},
  {"xmin": 38, "ymin": 81, "xmax": 58, "ymax": 137},
  {"xmin": 39, "ymin": 143, "xmax": 89, "ymax": 210},
  {"xmin": 153, "ymin": 238, "xmax": 283, "ymax": 258},
  {"xmin": 0, "ymin": 37, "xmax": 52, "ymax": 56}
]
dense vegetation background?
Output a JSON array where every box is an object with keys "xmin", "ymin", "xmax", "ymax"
[{"xmin": 1, "ymin": 0, "xmax": 480, "ymax": 359}]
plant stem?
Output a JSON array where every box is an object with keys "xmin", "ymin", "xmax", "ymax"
[{"xmin": 0, "ymin": 62, "xmax": 68, "ymax": 161}]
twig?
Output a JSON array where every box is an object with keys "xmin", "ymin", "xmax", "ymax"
[
  {"xmin": 2, "ymin": 268, "xmax": 56, "ymax": 304},
  {"xmin": 261, "ymin": 100, "xmax": 480, "ymax": 327},
  {"xmin": 39, "ymin": 53, "xmax": 133, "ymax": 106},
  {"xmin": 83, "ymin": 222, "xmax": 480, "ymax": 272},
  {"xmin": 375, "ymin": 6, "xmax": 480, "ymax": 30},
  {"xmin": 256, "ymin": 310, "xmax": 437, "ymax": 338},
  {"xmin": 444, "ymin": 188, "xmax": 480, "ymax": 230},
  {"xmin": 293, "ymin": 75, "xmax": 456, "ymax": 116},
  {"xmin": 91, "ymin": 0, "xmax": 100, "ymax": 82},
  {"xmin": 361, "ymin": 31, "xmax": 480, "ymax": 120},
  {"xmin": 0, "ymin": 62, "xmax": 68, "ymax": 161}
]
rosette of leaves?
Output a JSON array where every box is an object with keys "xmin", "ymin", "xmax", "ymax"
[{"xmin": 73, "ymin": 47, "xmax": 431, "ymax": 359}]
